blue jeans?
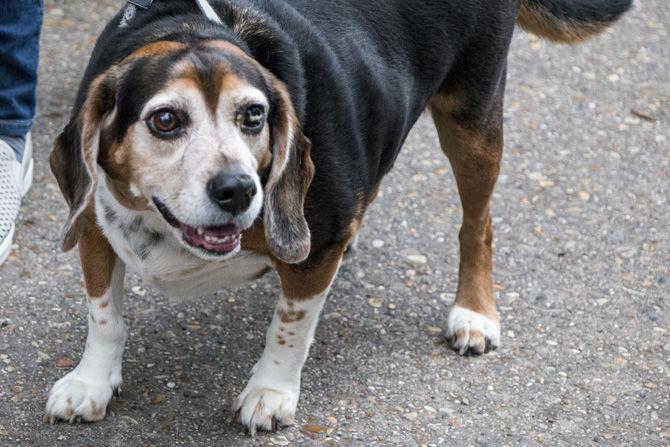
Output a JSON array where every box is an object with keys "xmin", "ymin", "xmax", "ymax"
[{"xmin": 0, "ymin": 0, "xmax": 43, "ymax": 145}]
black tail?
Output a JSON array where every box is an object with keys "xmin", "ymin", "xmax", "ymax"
[{"xmin": 517, "ymin": 0, "xmax": 633, "ymax": 43}]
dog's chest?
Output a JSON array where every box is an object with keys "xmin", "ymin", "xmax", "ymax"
[{"xmin": 96, "ymin": 190, "xmax": 270, "ymax": 298}]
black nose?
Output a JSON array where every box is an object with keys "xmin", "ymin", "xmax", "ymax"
[{"xmin": 206, "ymin": 170, "xmax": 257, "ymax": 215}]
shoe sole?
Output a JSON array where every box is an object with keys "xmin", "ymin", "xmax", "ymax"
[
  {"xmin": 0, "ymin": 226, "xmax": 15, "ymax": 265},
  {"xmin": 0, "ymin": 157, "xmax": 34, "ymax": 265}
]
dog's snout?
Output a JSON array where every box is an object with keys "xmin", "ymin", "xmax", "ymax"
[{"xmin": 207, "ymin": 170, "xmax": 257, "ymax": 215}]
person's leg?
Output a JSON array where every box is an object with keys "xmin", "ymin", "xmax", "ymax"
[
  {"xmin": 0, "ymin": 0, "xmax": 43, "ymax": 160},
  {"xmin": 0, "ymin": 0, "xmax": 42, "ymax": 265}
]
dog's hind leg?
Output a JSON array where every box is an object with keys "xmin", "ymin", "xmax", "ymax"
[
  {"xmin": 45, "ymin": 207, "xmax": 127, "ymax": 423},
  {"xmin": 430, "ymin": 83, "xmax": 504, "ymax": 356}
]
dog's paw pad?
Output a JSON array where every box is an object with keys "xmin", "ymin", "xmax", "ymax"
[
  {"xmin": 45, "ymin": 372, "xmax": 113, "ymax": 423},
  {"xmin": 233, "ymin": 382, "xmax": 297, "ymax": 436},
  {"xmin": 445, "ymin": 305, "xmax": 500, "ymax": 355}
]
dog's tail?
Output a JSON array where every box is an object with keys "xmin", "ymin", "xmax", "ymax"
[{"xmin": 517, "ymin": 0, "xmax": 633, "ymax": 44}]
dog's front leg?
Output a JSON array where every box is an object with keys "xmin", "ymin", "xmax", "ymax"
[
  {"xmin": 234, "ymin": 249, "xmax": 343, "ymax": 435},
  {"xmin": 46, "ymin": 210, "xmax": 127, "ymax": 423}
]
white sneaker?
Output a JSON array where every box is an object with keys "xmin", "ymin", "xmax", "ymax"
[{"xmin": 0, "ymin": 133, "xmax": 34, "ymax": 265}]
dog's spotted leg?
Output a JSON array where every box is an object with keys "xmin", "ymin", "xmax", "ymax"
[
  {"xmin": 431, "ymin": 89, "xmax": 504, "ymax": 355},
  {"xmin": 234, "ymin": 247, "xmax": 343, "ymax": 435},
  {"xmin": 46, "ymin": 208, "xmax": 127, "ymax": 423}
]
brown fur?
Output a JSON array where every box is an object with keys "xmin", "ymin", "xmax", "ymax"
[
  {"xmin": 128, "ymin": 40, "xmax": 186, "ymax": 59},
  {"xmin": 78, "ymin": 206, "xmax": 117, "ymax": 298},
  {"xmin": 517, "ymin": 3, "xmax": 609, "ymax": 44},
  {"xmin": 277, "ymin": 309, "xmax": 306, "ymax": 323},
  {"xmin": 429, "ymin": 91, "xmax": 503, "ymax": 323},
  {"xmin": 50, "ymin": 72, "xmax": 114, "ymax": 251},
  {"xmin": 99, "ymin": 135, "xmax": 150, "ymax": 211},
  {"xmin": 241, "ymin": 222, "xmax": 345, "ymax": 300}
]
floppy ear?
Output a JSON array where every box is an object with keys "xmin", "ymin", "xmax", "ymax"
[
  {"xmin": 49, "ymin": 74, "xmax": 116, "ymax": 251},
  {"xmin": 263, "ymin": 79, "xmax": 315, "ymax": 264}
]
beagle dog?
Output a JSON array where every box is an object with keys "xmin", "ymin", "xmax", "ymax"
[{"xmin": 45, "ymin": 0, "xmax": 631, "ymax": 434}]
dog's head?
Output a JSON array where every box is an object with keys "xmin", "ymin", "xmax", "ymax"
[{"xmin": 50, "ymin": 40, "xmax": 314, "ymax": 263}]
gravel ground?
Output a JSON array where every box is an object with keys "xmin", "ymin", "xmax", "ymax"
[{"xmin": 0, "ymin": 1, "xmax": 668, "ymax": 446}]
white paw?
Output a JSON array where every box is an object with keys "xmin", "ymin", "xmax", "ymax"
[
  {"xmin": 45, "ymin": 371, "xmax": 115, "ymax": 424},
  {"xmin": 233, "ymin": 375, "xmax": 299, "ymax": 435},
  {"xmin": 446, "ymin": 305, "xmax": 500, "ymax": 355}
]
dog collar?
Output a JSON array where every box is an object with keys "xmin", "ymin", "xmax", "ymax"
[{"xmin": 194, "ymin": 0, "xmax": 223, "ymax": 24}]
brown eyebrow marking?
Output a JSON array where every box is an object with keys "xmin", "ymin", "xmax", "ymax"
[
  {"xmin": 127, "ymin": 41, "xmax": 187, "ymax": 60},
  {"xmin": 203, "ymin": 40, "xmax": 250, "ymax": 58},
  {"xmin": 171, "ymin": 62, "xmax": 247, "ymax": 117}
]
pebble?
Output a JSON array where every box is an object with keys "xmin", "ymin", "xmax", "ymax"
[
  {"xmin": 406, "ymin": 254, "xmax": 427, "ymax": 264},
  {"xmin": 368, "ymin": 297, "xmax": 383, "ymax": 308},
  {"xmin": 269, "ymin": 436, "xmax": 289, "ymax": 446},
  {"xmin": 372, "ymin": 239, "xmax": 385, "ymax": 248},
  {"xmin": 404, "ymin": 411, "xmax": 418, "ymax": 421},
  {"xmin": 302, "ymin": 424, "xmax": 325, "ymax": 433},
  {"xmin": 55, "ymin": 356, "xmax": 75, "ymax": 368},
  {"xmin": 131, "ymin": 286, "xmax": 146, "ymax": 297},
  {"xmin": 578, "ymin": 191, "xmax": 590, "ymax": 201},
  {"xmin": 166, "ymin": 382, "xmax": 176, "ymax": 389}
]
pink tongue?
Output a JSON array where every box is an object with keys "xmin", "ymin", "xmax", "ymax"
[{"xmin": 180, "ymin": 223, "xmax": 240, "ymax": 253}]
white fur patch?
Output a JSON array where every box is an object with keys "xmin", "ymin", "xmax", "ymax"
[
  {"xmin": 446, "ymin": 305, "xmax": 500, "ymax": 355},
  {"xmin": 46, "ymin": 261, "xmax": 127, "ymax": 423},
  {"xmin": 234, "ymin": 285, "xmax": 332, "ymax": 434}
]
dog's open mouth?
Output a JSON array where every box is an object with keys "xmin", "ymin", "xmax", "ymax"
[{"xmin": 153, "ymin": 198, "xmax": 241, "ymax": 255}]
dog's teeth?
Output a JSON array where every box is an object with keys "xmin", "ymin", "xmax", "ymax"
[{"xmin": 197, "ymin": 228, "xmax": 204, "ymax": 235}]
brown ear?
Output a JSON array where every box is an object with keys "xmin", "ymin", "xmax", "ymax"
[
  {"xmin": 49, "ymin": 74, "xmax": 115, "ymax": 251},
  {"xmin": 264, "ymin": 80, "xmax": 315, "ymax": 264}
]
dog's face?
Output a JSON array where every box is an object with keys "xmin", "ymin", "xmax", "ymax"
[
  {"xmin": 51, "ymin": 40, "xmax": 315, "ymax": 263},
  {"xmin": 111, "ymin": 42, "xmax": 272, "ymax": 259}
]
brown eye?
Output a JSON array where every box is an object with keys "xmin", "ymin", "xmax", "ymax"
[
  {"xmin": 239, "ymin": 104, "xmax": 265, "ymax": 132},
  {"xmin": 147, "ymin": 109, "xmax": 184, "ymax": 138}
]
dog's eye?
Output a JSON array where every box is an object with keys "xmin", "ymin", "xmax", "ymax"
[
  {"xmin": 147, "ymin": 109, "xmax": 184, "ymax": 138},
  {"xmin": 239, "ymin": 104, "xmax": 265, "ymax": 132}
]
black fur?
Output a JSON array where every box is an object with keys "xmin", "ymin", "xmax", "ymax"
[{"xmin": 53, "ymin": 0, "xmax": 631, "ymax": 260}]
